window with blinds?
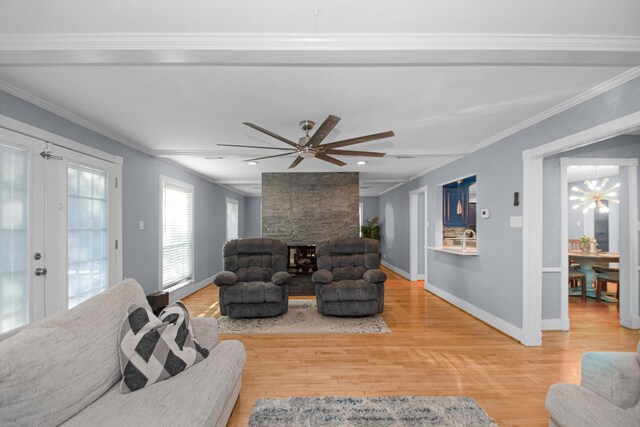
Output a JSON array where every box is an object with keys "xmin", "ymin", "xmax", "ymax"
[
  {"xmin": 226, "ymin": 198, "xmax": 239, "ymax": 241},
  {"xmin": 161, "ymin": 177, "xmax": 194, "ymax": 289}
]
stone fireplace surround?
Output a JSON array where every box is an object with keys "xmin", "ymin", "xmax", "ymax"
[
  {"xmin": 261, "ymin": 172, "xmax": 360, "ymax": 245},
  {"xmin": 262, "ymin": 172, "xmax": 360, "ymax": 295}
]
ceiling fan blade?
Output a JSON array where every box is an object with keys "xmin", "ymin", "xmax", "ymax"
[
  {"xmin": 245, "ymin": 152, "xmax": 296, "ymax": 162},
  {"xmin": 243, "ymin": 122, "xmax": 299, "ymax": 148},
  {"xmin": 321, "ymin": 130, "xmax": 395, "ymax": 150},
  {"xmin": 288, "ymin": 156, "xmax": 304, "ymax": 169},
  {"xmin": 306, "ymin": 115, "xmax": 341, "ymax": 148},
  {"xmin": 218, "ymin": 143, "xmax": 294, "ymax": 151},
  {"xmin": 315, "ymin": 153, "xmax": 346, "ymax": 167},
  {"xmin": 324, "ymin": 149, "xmax": 385, "ymax": 157}
]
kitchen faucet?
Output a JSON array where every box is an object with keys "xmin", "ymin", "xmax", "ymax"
[{"xmin": 462, "ymin": 229, "xmax": 476, "ymax": 253}]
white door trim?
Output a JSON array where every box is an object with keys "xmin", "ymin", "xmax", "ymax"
[
  {"xmin": 522, "ymin": 110, "xmax": 640, "ymax": 346},
  {"xmin": 0, "ymin": 114, "xmax": 123, "ymax": 165},
  {"xmin": 409, "ymin": 185, "xmax": 428, "ymax": 281},
  {"xmin": 559, "ymin": 157, "xmax": 638, "ymax": 330}
]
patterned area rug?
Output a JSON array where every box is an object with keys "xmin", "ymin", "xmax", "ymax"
[
  {"xmin": 217, "ymin": 300, "xmax": 390, "ymax": 334},
  {"xmin": 248, "ymin": 396, "xmax": 497, "ymax": 426}
]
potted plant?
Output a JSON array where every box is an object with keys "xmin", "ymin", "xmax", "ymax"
[
  {"xmin": 579, "ymin": 235, "xmax": 596, "ymax": 253},
  {"xmin": 361, "ymin": 216, "xmax": 382, "ymax": 240}
]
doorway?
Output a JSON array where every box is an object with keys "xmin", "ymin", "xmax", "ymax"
[
  {"xmin": 0, "ymin": 125, "xmax": 122, "ymax": 333},
  {"xmin": 410, "ymin": 185, "xmax": 428, "ymax": 282},
  {"xmin": 560, "ymin": 161, "xmax": 625, "ymax": 328},
  {"xmin": 521, "ymin": 111, "xmax": 640, "ymax": 346}
]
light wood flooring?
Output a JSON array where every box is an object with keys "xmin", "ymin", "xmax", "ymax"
[{"xmin": 182, "ymin": 269, "xmax": 639, "ymax": 426}]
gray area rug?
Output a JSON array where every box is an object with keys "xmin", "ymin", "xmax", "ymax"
[
  {"xmin": 249, "ymin": 396, "xmax": 497, "ymax": 426},
  {"xmin": 217, "ymin": 300, "xmax": 390, "ymax": 334}
]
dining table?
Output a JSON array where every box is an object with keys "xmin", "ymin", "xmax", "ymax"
[{"xmin": 569, "ymin": 251, "xmax": 620, "ymax": 300}]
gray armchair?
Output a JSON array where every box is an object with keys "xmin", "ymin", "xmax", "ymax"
[
  {"xmin": 545, "ymin": 340, "xmax": 640, "ymax": 426},
  {"xmin": 312, "ymin": 237, "xmax": 386, "ymax": 317},
  {"xmin": 214, "ymin": 238, "xmax": 290, "ymax": 318}
]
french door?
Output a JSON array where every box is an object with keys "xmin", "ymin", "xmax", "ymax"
[{"xmin": 0, "ymin": 127, "xmax": 121, "ymax": 333}]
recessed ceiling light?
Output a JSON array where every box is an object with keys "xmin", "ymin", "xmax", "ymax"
[
  {"xmin": 357, "ymin": 161, "xmax": 367, "ymax": 165},
  {"xmin": 248, "ymin": 161, "xmax": 259, "ymax": 165}
]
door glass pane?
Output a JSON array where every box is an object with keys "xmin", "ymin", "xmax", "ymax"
[
  {"xmin": 68, "ymin": 164, "xmax": 108, "ymax": 308},
  {"xmin": 0, "ymin": 144, "xmax": 29, "ymax": 333}
]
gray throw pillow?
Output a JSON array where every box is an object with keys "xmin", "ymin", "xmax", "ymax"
[{"xmin": 118, "ymin": 301, "xmax": 208, "ymax": 393}]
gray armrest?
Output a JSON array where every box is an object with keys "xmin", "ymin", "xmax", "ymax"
[
  {"xmin": 581, "ymin": 351, "xmax": 640, "ymax": 408},
  {"xmin": 545, "ymin": 383, "xmax": 639, "ymax": 427},
  {"xmin": 214, "ymin": 271, "xmax": 238, "ymax": 287},
  {"xmin": 312, "ymin": 269, "xmax": 334, "ymax": 284},
  {"xmin": 271, "ymin": 271, "xmax": 291, "ymax": 286},
  {"xmin": 364, "ymin": 269, "xmax": 387, "ymax": 283},
  {"xmin": 190, "ymin": 317, "xmax": 219, "ymax": 351}
]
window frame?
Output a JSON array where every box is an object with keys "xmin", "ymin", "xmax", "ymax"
[
  {"xmin": 159, "ymin": 175, "xmax": 195, "ymax": 290},
  {"xmin": 226, "ymin": 197, "xmax": 239, "ymax": 241}
]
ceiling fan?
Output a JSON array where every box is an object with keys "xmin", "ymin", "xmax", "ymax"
[{"xmin": 218, "ymin": 115, "xmax": 394, "ymax": 169}]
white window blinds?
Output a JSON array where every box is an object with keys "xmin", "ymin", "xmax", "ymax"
[
  {"xmin": 161, "ymin": 178, "xmax": 194, "ymax": 289},
  {"xmin": 226, "ymin": 198, "xmax": 238, "ymax": 241}
]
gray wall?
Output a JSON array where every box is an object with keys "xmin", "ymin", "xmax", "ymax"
[
  {"xmin": 244, "ymin": 196, "xmax": 262, "ymax": 238},
  {"xmin": 262, "ymin": 172, "xmax": 359, "ymax": 245},
  {"xmin": 0, "ymin": 90, "xmax": 245, "ymax": 295},
  {"xmin": 542, "ymin": 135, "xmax": 640, "ymax": 321},
  {"xmin": 378, "ymin": 76, "xmax": 640, "ymax": 330},
  {"xmin": 360, "ymin": 196, "xmax": 379, "ymax": 226}
]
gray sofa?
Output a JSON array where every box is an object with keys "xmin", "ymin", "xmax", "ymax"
[
  {"xmin": 312, "ymin": 237, "xmax": 386, "ymax": 316},
  {"xmin": 0, "ymin": 279, "xmax": 246, "ymax": 427},
  {"xmin": 545, "ymin": 340, "xmax": 640, "ymax": 426},
  {"xmin": 215, "ymin": 238, "xmax": 290, "ymax": 318}
]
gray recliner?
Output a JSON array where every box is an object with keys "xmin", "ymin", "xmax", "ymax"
[
  {"xmin": 312, "ymin": 237, "xmax": 386, "ymax": 317},
  {"xmin": 214, "ymin": 238, "xmax": 290, "ymax": 318}
]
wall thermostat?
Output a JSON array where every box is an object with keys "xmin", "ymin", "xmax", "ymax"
[{"xmin": 481, "ymin": 208, "xmax": 490, "ymax": 219}]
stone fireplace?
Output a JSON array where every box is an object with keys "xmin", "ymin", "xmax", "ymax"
[{"xmin": 261, "ymin": 172, "xmax": 360, "ymax": 245}]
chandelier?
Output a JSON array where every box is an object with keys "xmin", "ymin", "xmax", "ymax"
[{"xmin": 570, "ymin": 177, "xmax": 620, "ymax": 214}]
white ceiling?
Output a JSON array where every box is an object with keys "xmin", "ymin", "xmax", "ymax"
[{"xmin": 0, "ymin": 1, "xmax": 639, "ymax": 196}]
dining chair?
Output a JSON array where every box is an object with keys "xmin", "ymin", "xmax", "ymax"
[
  {"xmin": 595, "ymin": 266, "xmax": 620, "ymax": 302},
  {"xmin": 568, "ymin": 239, "xmax": 581, "ymax": 252},
  {"xmin": 569, "ymin": 270, "xmax": 587, "ymax": 301}
]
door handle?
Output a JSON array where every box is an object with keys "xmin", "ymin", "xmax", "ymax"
[{"xmin": 34, "ymin": 267, "xmax": 47, "ymax": 276}]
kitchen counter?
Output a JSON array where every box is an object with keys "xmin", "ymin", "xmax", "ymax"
[{"xmin": 428, "ymin": 246, "xmax": 478, "ymax": 256}]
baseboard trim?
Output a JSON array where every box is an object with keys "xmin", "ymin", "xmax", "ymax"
[
  {"xmin": 541, "ymin": 317, "xmax": 570, "ymax": 331},
  {"xmin": 168, "ymin": 275, "xmax": 214, "ymax": 303},
  {"xmin": 381, "ymin": 260, "xmax": 411, "ymax": 280},
  {"xmin": 424, "ymin": 281, "xmax": 523, "ymax": 342},
  {"xmin": 621, "ymin": 316, "xmax": 640, "ymax": 329}
]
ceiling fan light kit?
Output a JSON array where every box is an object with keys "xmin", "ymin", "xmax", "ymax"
[{"xmin": 218, "ymin": 115, "xmax": 394, "ymax": 169}]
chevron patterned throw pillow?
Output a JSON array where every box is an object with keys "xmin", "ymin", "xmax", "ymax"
[{"xmin": 118, "ymin": 301, "xmax": 209, "ymax": 393}]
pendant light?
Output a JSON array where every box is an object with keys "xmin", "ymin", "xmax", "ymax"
[
  {"xmin": 570, "ymin": 166, "xmax": 620, "ymax": 214},
  {"xmin": 456, "ymin": 180, "xmax": 463, "ymax": 215}
]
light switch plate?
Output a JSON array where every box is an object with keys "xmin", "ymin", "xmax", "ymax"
[
  {"xmin": 510, "ymin": 216, "xmax": 523, "ymax": 228},
  {"xmin": 139, "ymin": 221, "xmax": 144, "ymax": 230},
  {"xmin": 481, "ymin": 208, "xmax": 490, "ymax": 219}
]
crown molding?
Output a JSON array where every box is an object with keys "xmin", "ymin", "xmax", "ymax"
[
  {"xmin": 1, "ymin": 33, "xmax": 639, "ymax": 65},
  {"xmin": 469, "ymin": 66, "xmax": 640, "ymax": 154},
  {"xmin": 0, "ymin": 78, "xmax": 154, "ymax": 156},
  {"xmin": 2, "ymin": 32, "xmax": 640, "ymax": 51}
]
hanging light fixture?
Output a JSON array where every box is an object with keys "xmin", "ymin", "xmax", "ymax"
[
  {"xmin": 570, "ymin": 168, "xmax": 620, "ymax": 214},
  {"xmin": 456, "ymin": 180, "xmax": 463, "ymax": 215}
]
